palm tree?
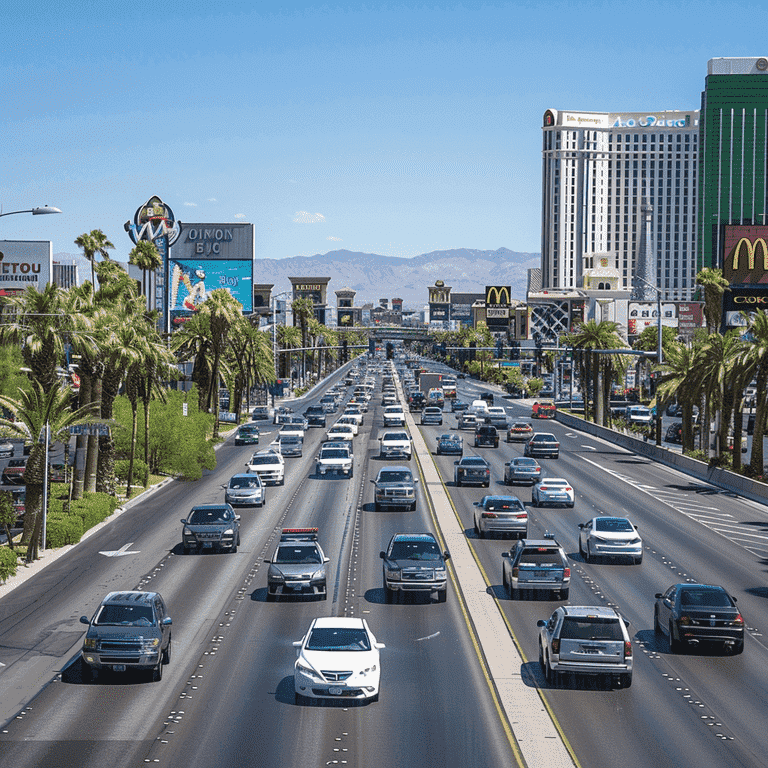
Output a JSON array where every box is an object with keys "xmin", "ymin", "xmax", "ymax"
[
  {"xmin": 738, "ymin": 311, "xmax": 768, "ymax": 476},
  {"xmin": 0, "ymin": 382, "xmax": 96, "ymax": 561},
  {"xmin": 656, "ymin": 341, "xmax": 704, "ymax": 453},
  {"xmin": 198, "ymin": 289, "xmax": 243, "ymax": 437},
  {"xmin": 128, "ymin": 240, "xmax": 163, "ymax": 310},
  {"xmin": 75, "ymin": 229, "xmax": 114, "ymax": 289},
  {"xmin": 292, "ymin": 296, "xmax": 314, "ymax": 386},
  {"xmin": 276, "ymin": 325, "xmax": 301, "ymax": 380},
  {"xmin": 171, "ymin": 312, "xmax": 214, "ymax": 412},
  {"xmin": 696, "ymin": 267, "xmax": 730, "ymax": 333}
]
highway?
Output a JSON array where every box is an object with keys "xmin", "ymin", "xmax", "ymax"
[{"xmin": 0, "ymin": 359, "xmax": 767, "ymax": 768}]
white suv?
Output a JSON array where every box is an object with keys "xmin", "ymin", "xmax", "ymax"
[
  {"xmin": 245, "ymin": 449, "xmax": 285, "ymax": 485},
  {"xmin": 378, "ymin": 430, "xmax": 412, "ymax": 460},
  {"xmin": 383, "ymin": 405, "xmax": 405, "ymax": 427}
]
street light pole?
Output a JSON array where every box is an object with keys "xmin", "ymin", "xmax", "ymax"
[
  {"xmin": 271, "ymin": 291, "xmax": 290, "ymax": 405},
  {"xmin": 634, "ymin": 275, "xmax": 664, "ymax": 445},
  {"xmin": 0, "ymin": 206, "xmax": 62, "ymax": 219}
]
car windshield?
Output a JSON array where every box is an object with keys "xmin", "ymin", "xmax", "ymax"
[
  {"xmin": 514, "ymin": 458, "xmax": 538, "ymax": 467},
  {"xmin": 306, "ymin": 628, "xmax": 371, "ymax": 651},
  {"xmin": 520, "ymin": 551, "xmax": 562, "ymax": 566},
  {"xmin": 462, "ymin": 458, "xmax": 486, "ymax": 466},
  {"xmin": 680, "ymin": 589, "xmax": 732, "ymax": 607},
  {"xmin": 532, "ymin": 435, "xmax": 555, "ymax": 442},
  {"xmin": 560, "ymin": 617, "xmax": 624, "ymax": 641},
  {"xmin": 249, "ymin": 455, "xmax": 278, "ymax": 465},
  {"xmin": 189, "ymin": 508, "xmax": 233, "ymax": 524},
  {"xmin": 389, "ymin": 540, "xmax": 442, "ymax": 560},
  {"xmin": 95, "ymin": 604, "xmax": 155, "ymax": 626},
  {"xmin": 594, "ymin": 518, "xmax": 634, "ymax": 532},
  {"xmin": 542, "ymin": 480, "xmax": 567, "ymax": 487},
  {"xmin": 275, "ymin": 545, "xmax": 322, "ymax": 564},
  {"xmin": 321, "ymin": 449, "xmax": 349, "ymax": 459},
  {"xmin": 385, "ymin": 433, "xmax": 408, "ymax": 441},
  {"xmin": 378, "ymin": 471, "xmax": 412, "ymax": 483},
  {"xmin": 484, "ymin": 498, "xmax": 524, "ymax": 511},
  {"xmin": 239, "ymin": 426, "xmax": 258, "ymax": 433},
  {"xmin": 229, "ymin": 477, "xmax": 261, "ymax": 489},
  {"xmin": 512, "ymin": 423, "xmax": 530, "ymax": 430}
]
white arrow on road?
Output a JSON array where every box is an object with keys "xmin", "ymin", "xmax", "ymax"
[{"xmin": 99, "ymin": 542, "xmax": 140, "ymax": 557}]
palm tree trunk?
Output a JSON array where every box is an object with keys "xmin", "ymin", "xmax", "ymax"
[
  {"xmin": 749, "ymin": 366, "xmax": 768, "ymax": 475},
  {"xmin": 127, "ymin": 400, "xmax": 138, "ymax": 497},
  {"xmin": 85, "ymin": 373, "xmax": 102, "ymax": 493},
  {"xmin": 72, "ymin": 373, "xmax": 92, "ymax": 500}
]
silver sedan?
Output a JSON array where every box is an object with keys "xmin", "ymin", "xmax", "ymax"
[
  {"xmin": 531, "ymin": 478, "xmax": 574, "ymax": 508},
  {"xmin": 473, "ymin": 495, "xmax": 528, "ymax": 539},
  {"xmin": 578, "ymin": 516, "xmax": 642, "ymax": 564}
]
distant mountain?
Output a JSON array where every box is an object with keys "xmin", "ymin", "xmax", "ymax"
[
  {"xmin": 254, "ymin": 248, "xmax": 538, "ymax": 308},
  {"xmin": 53, "ymin": 247, "xmax": 540, "ymax": 309}
]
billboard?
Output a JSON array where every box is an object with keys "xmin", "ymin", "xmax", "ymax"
[
  {"xmin": 485, "ymin": 285, "xmax": 511, "ymax": 328},
  {"xmin": 169, "ymin": 259, "xmax": 252, "ymax": 325},
  {"xmin": 723, "ymin": 286, "xmax": 768, "ymax": 328},
  {"xmin": 173, "ymin": 223, "xmax": 255, "ymax": 262},
  {"xmin": 0, "ymin": 240, "xmax": 52, "ymax": 296},
  {"xmin": 722, "ymin": 225, "xmax": 768, "ymax": 284},
  {"xmin": 429, "ymin": 303, "xmax": 449, "ymax": 321},
  {"xmin": 627, "ymin": 302, "xmax": 677, "ymax": 335},
  {"xmin": 677, "ymin": 303, "xmax": 704, "ymax": 337}
]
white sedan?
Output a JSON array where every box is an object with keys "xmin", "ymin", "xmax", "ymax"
[
  {"xmin": 325, "ymin": 424, "xmax": 355, "ymax": 442},
  {"xmin": 293, "ymin": 617, "xmax": 385, "ymax": 703},
  {"xmin": 335, "ymin": 416, "xmax": 360, "ymax": 435},
  {"xmin": 531, "ymin": 477, "xmax": 574, "ymax": 508},
  {"xmin": 578, "ymin": 516, "xmax": 643, "ymax": 564}
]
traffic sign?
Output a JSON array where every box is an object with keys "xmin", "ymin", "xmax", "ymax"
[{"xmin": 68, "ymin": 424, "xmax": 111, "ymax": 436}]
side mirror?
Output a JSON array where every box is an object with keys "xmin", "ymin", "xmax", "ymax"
[
  {"xmin": 235, "ymin": 515, "xmax": 241, "ymax": 521},
  {"xmin": 577, "ymin": 523, "xmax": 585, "ymax": 529},
  {"xmin": 654, "ymin": 593, "xmax": 663, "ymax": 599},
  {"xmin": 379, "ymin": 551, "xmax": 386, "ymax": 559},
  {"xmin": 180, "ymin": 519, "xmax": 187, "ymax": 525},
  {"xmin": 443, "ymin": 551, "xmax": 450, "ymax": 561},
  {"xmin": 536, "ymin": 620, "xmax": 546, "ymax": 628},
  {"xmin": 473, "ymin": 501, "xmax": 479, "ymax": 507},
  {"xmin": 374, "ymin": 642, "xmax": 386, "ymax": 650},
  {"xmin": 501, "ymin": 551, "xmax": 510, "ymax": 558},
  {"xmin": 163, "ymin": 616, "xmax": 173, "ymax": 626},
  {"xmin": 324, "ymin": 557, "xmax": 330, "ymax": 563},
  {"xmin": 79, "ymin": 615, "xmax": 90, "ymax": 625}
]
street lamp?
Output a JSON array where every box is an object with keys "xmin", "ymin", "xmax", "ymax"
[
  {"xmin": 271, "ymin": 291, "xmax": 291, "ymax": 400},
  {"xmin": 0, "ymin": 206, "xmax": 62, "ymax": 219}
]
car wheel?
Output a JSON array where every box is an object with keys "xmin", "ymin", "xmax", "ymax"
[
  {"xmin": 83, "ymin": 663, "xmax": 97, "ymax": 683},
  {"xmin": 653, "ymin": 610, "xmax": 662, "ymax": 635},
  {"xmin": 478, "ymin": 525, "xmax": 485, "ymax": 539},
  {"xmin": 532, "ymin": 496, "xmax": 538, "ymax": 507},
  {"xmin": 559, "ymin": 588, "xmax": 569, "ymax": 600},
  {"xmin": 279, "ymin": 477, "xmax": 285, "ymax": 485},
  {"xmin": 538, "ymin": 644, "xmax": 546, "ymax": 674},
  {"xmin": 620, "ymin": 673, "xmax": 632, "ymax": 688},
  {"xmin": 320, "ymin": 588, "xmax": 328, "ymax": 601},
  {"xmin": 545, "ymin": 655, "xmax": 557, "ymax": 686},
  {"xmin": 294, "ymin": 691, "xmax": 306, "ymax": 706},
  {"xmin": 456, "ymin": 477, "xmax": 461, "ymax": 487},
  {"xmin": 567, "ymin": 502, "xmax": 574, "ymax": 508},
  {"xmin": 437, "ymin": 589, "xmax": 447, "ymax": 603},
  {"xmin": 410, "ymin": 501, "xmax": 416, "ymax": 511},
  {"xmin": 162, "ymin": 637, "xmax": 172, "ymax": 665},
  {"xmin": 585, "ymin": 544, "xmax": 593, "ymax": 563},
  {"xmin": 669, "ymin": 623, "xmax": 682, "ymax": 653},
  {"xmin": 473, "ymin": 519, "xmax": 480, "ymax": 535},
  {"xmin": 152, "ymin": 660, "xmax": 163, "ymax": 682},
  {"xmin": 374, "ymin": 501, "xmax": 381, "ymax": 511},
  {"xmin": 183, "ymin": 545, "xmax": 190, "ymax": 555},
  {"xmin": 578, "ymin": 539, "xmax": 584, "ymax": 558}
]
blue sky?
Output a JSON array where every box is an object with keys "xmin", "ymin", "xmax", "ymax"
[{"xmin": 1, "ymin": 1, "xmax": 765, "ymax": 263}]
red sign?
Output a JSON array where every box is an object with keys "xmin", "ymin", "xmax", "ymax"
[{"xmin": 723, "ymin": 225, "xmax": 768, "ymax": 284}]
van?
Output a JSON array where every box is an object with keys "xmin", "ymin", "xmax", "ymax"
[{"xmin": 469, "ymin": 400, "xmax": 489, "ymax": 416}]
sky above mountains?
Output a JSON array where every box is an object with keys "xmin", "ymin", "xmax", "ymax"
[{"xmin": 2, "ymin": 1, "xmax": 764, "ymax": 263}]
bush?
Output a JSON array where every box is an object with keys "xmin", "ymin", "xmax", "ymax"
[
  {"xmin": 0, "ymin": 546, "xmax": 20, "ymax": 583},
  {"xmin": 46, "ymin": 513, "xmax": 84, "ymax": 548},
  {"xmin": 114, "ymin": 459, "xmax": 149, "ymax": 487}
]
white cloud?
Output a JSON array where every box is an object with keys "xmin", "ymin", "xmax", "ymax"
[
  {"xmin": 207, "ymin": 198, "xmax": 217, "ymax": 202},
  {"xmin": 292, "ymin": 211, "xmax": 326, "ymax": 224},
  {"xmin": 184, "ymin": 201, "xmax": 197, "ymax": 207},
  {"xmin": 234, "ymin": 213, "xmax": 246, "ymax": 219},
  {"xmin": 327, "ymin": 236, "xmax": 342, "ymax": 241}
]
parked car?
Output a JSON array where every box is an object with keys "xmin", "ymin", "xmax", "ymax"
[
  {"xmin": 532, "ymin": 477, "xmax": 574, "ymax": 508},
  {"xmin": 371, "ymin": 466, "xmax": 418, "ymax": 511},
  {"xmin": 506, "ymin": 422, "xmax": 533, "ymax": 442},
  {"xmin": 537, "ymin": 606, "xmax": 632, "ymax": 688},
  {"xmin": 474, "ymin": 424, "xmax": 499, "ymax": 448},
  {"xmin": 181, "ymin": 503, "xmax": 240, "ymax": 554},
  {"xmin": 524, "ymin": 433, "xmax": 560, "ymax": 459},
  {"xmin": 1, "ymin": 459, "xmax": 27, "ymax": 485},
  {"xmin": 225, "ymin": 472, "xmax": 265, "ymax": 507},
  {"xmin": 380, "ymin": 532, "xmax": 449, "ymax": 602},
  {"xmin": 473, "ymin": 495, "xmax": 528, "ymax": 539},
  {"xmin": 80, "ymin": 591, "xmax": 172, "ymax": 682},
  {"xmin": 454, "ymin": 455, "xmax": 491, "ymax": 487},
  {"xmin": 654, "ymin": 583, "xmax": 744, "ymax": 654},
  {"xmin": 293, "ymin": 617, "xmax": 384, "ymax": 703},
  {"xmin": 578, "ymin": 516, "xmax": 642, "ymax": 563},
  {"xmin": 504, "ymin": 457, "xmax": 542, "ymax": 486},
  {"xmin": 502, "ymin": 536, "xmax": 570, "ymax": 599},
  {"xmin": 435, "ymin": 433, "xmax": 463, "ymax": 456},
  {"xmin": 0, "ymin": 441, "xmax": 14, "ymax": 459}
]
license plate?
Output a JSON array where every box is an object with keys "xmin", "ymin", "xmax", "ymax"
[
  {"xmin": 202, "ymin": 542, "xmax": 213, "ymax": 548},
  {"xmin": 534, "ymin": 571, "xmax": 547, "ymax": 578},
  {"xmin": 328, "ymin": 687, "xmax": 343, "ymax": 696},
  {"xmin": 112, "ymin": 664, "xmax": 127, "ymax": 672}
]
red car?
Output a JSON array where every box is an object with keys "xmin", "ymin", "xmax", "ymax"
[{"xmin": 531, "ymin": 402, "xmax": 557, "ymax": 419}]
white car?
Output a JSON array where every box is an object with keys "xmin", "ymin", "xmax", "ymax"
[
  {"xmin": 378, "ymin": 430, "xmax": 412, "ymax": 460},
  {"xmin": 578, "ymin": 516, "xmax": 643, "ymax": 564},
  {"xmin": 245, "ymin": 449, "xmax": 285, "ymax": 486},
  {"xmin": 532, "ymin": 477, "xmax": 574, "ymax": 508},
  {"xmin": 335, "ymin": 415, "xmax": 360, "ymax": 435},
  {"xmin": 293, "ymin": 617, "xmax": 385, "ymax": 703},
  {"xmin": 316, "ymin": 445, "xmax": 354, "ymax": 477},
  {"xmin": 325, "ymin": 424, "xmax": 355, "ymax": 442},
  {"xmin": 383, "ymin": 405, "xmax": 405, "ymax": 427}
]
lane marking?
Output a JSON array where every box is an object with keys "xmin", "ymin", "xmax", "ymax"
[{"xmin": 98, "ymin": 542, "xmax": 140, "ymax": 557}]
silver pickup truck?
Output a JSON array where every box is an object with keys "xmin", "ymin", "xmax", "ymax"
[{"xmin": 501, "ymin": 536, "xmax": 570, "ymax": 599}]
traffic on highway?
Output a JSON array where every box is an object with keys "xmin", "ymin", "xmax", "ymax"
[{"xmin": 0, "ymin": 353, "xmax": 767, "ymax": 768}]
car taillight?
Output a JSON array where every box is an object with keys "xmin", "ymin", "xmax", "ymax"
[
  {"xmin": 512, "ymin": 567, "xmax": 519, "ymax": 578},
  {"xmin": 551, "ymin": 639, "xmax": 560, "ymax": 654},
  {"xmin": 482, "ymin": 512, "xmax": 498, "ymax": 519},
  {"xmin": 624, "ymin": 641, "xmax": 632, "ymax": 659},
  {"xmin": 679, "ymin": 615, "xmax": 691, "ymax": 626},
  {"xmin": 732, "ymin": 613, "xmax": 744, "ymax": 626},
  {"xmin": 563, "ymin": 568, "xmax": 570, "ymax": 578}
]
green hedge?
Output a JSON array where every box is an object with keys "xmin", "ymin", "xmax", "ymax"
[
  {"xmin": 0, "ymin": 546, "xmax": 20, "ymax": 583},
  {"xmin": 45, "ymin": 488, "xmax": 120, "ymax": 549},
  {"xmin": 114, "ymin": 459, "xmax": 148, "ymax": 486}
]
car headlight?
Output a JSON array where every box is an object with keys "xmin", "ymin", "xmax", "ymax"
[
  {"xmin": 387, "ymin": 569, "xmax": 401, "ymax": 581},
  {"xmin": 434, "ymin": 568, "xmax": 446, "ymax": 578},
  {"xmin": 296, "ymin": 662, "xmax": 321, "ymax": 681},
  {"xmin": 142, "ymin": 638, "xmax": 160, "ymax": 650},
  {"xmin": 224, "ymin": 528, "xmax": 234, "ymax": 535},
  {"xmin": 269, "ymin": 568, "xmax": 285, "ymax": 582},
  {"xmin": 83, "ymin": 637, "xmax": 97, "ymax": 650},
  {"xmin": 311, "ymin": 569, "xmax": 325, "ymax": 580}
]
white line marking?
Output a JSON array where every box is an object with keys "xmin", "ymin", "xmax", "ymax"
[
  {"xmin": 415, "ymin": 631, "xmax": 441, "ymax": 642},
  {"xmin": 99, "ymin": 542, "xmax": 140, "ymax": 557}
]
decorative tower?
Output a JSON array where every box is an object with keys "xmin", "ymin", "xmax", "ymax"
[{"xmin": 631, "ymin": 201, "xmax": 657, "ymax": 301}]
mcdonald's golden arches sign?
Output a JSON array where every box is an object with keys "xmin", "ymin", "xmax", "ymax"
[
  {"xmin": 723, "ymin": 225, "xmax": 768, "ymax": 284},
  {"xmin": 485, "ymin": 285, "xmax": 511, "ymax": 307}
]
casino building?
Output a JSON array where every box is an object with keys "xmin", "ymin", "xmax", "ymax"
[{"xmin": 541, "ymin": 107, "xmax": 699, "ymax": 302}]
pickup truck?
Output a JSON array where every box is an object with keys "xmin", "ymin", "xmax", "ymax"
[
  {"xmin": 501, "ymin": 537, "xmax": 570, "ymax": 600},
  {"xmin": 304, "ymin": 405, "xmax": 327, "ymax": 428}
]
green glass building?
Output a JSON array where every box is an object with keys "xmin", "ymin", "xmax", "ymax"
[{"xmin": 698, "ymin": 57, "xmax": 768, "ymax": 270}]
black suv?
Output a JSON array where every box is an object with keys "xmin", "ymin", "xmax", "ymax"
[
  {"xmin": 181, "ymin": 504, "xmax": 241, "ymax": 554},
  {"xmin": 408, "ymin": 392, "xmax": 426, "ymax": 412},
  {"xmin": 80, "ymin": 591, "xmax": 172, "ymax": 681},
  {"xmin": 304, "ymin": 405, "xmax": 327, "ymax": 427},
  {"xmin": 380, "ymin": 532, "xmax": 450, "ymax": 603},
  {"xmin": 474, "ymin": 424, "xmax": 499, "ymax": 448}
]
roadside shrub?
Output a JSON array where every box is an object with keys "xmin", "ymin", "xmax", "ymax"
[
  {"xmin": 0, "ymin": 546, "xmax": 20, "ymax": 583},
  {"xmin": 46, "ymin": 513, "xmax": 84, "ymax": 548},
  {"xmin": 114, "ymin": 459, "xmax": 149, "ymax": 487}
]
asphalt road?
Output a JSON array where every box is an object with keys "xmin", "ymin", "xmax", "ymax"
[{"xmin": 1, "ymin": 362, "xmax": 768, "ymax": 768}]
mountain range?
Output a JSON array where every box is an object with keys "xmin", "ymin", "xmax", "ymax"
[{"xmin": 53, "ymin": 247, "xmax": 540, "ymax": 309}]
